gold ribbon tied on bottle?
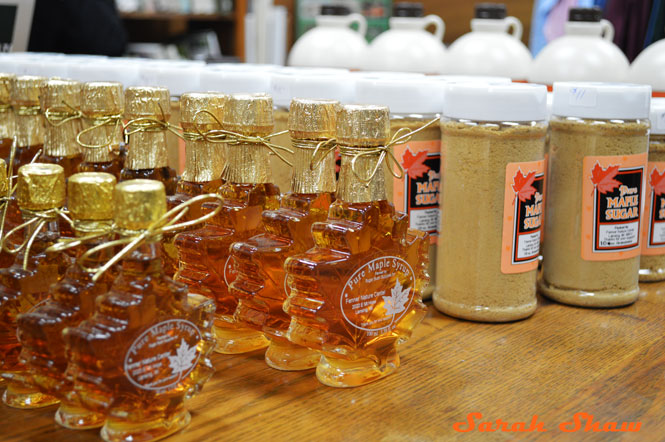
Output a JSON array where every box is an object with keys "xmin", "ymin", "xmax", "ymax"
[
  {"xmin": 310, "ymin": 117, "xmax": 439, "ymax": 186},
  {"xmin": 122, "ymin": 103, "xmax": 185, "ymax": 144},
  {"xmin": 14, "ymin": 104, "xmax": 41, "ymax": 117},
  {"xmin": 1, "ymin": 206, "xmax": 73, "ymax": 270},
  {"xmin": 0, "ymin": 136, "xmax": 17, "ymax": 247},
  {"xmin": 77, "ymin": 193, "xmax": 223, "ymax": 282},
  {"xmin": 76, "ymin": 113, "xmax": 124, "ymax": 149},
  {"xmin": 44, "ymin": 100, "xmax": 83, "ymax": 127},
  {"xmin": 0, "ymin": 101, "xmax": 11, "ymax": 113},
  {"xmin": 191, "ymin": 109, "xmax": 293, "ymax": 166}
]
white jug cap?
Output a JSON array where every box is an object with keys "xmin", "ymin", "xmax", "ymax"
[
  {"xmin": 199, "ymin": 66, "xmax": 271, "ymax": 94},
  {"xmin": 552, "ymin": 82, "xmax": 651, "ymax": 119},
  {"xmin": 442, "ymin": 82, "xmax": 547, "ymax": 121},
  {"xmin": 271, "ymin": 70, "xmax": 355, "ymax": 108},
  {"xmin": 355, "ymin": 75, "xmax": 443, "ymax": 115},
  {"xmin": 650, "ymin": 98, "xmax": 665, "ymax": 135}
]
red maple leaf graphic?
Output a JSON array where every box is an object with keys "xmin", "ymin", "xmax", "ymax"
[
  {"xmin": 651, "ymin": 168, "xmax": 665, "ymax": 196},
  {"xmin": 591, "ymin": 163, "xmax": 621, "ymax": 194},
  {"xmin": 512, "ymin": 170, "xmax": 537, "ymax": 203},
  {"xmin": 401, "ymin": 148, "xmax": 430, "ymax": 180}
]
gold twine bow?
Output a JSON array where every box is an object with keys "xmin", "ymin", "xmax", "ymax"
[
  {"xmin": 0, "ymin": 136, "xmax": 17, "ymax": 246},
  {"xmin": 44, "ymin": 100, "xmax": 83, "ymax": 127},
  {"xmin": 313, "ymin": 117, "xmax": 439, "ymax": 185},
  {"xmin": 13, "ymin": 105, "xmax": 41, "ymax": 117},
  {"xmin": 45, "ymin": 220, "xmax": 113, "ymax": 254},
  {"xmin": 123, "ymin": 102, "xmax": 184, "ymax": 144},
  {"xmin": 192, "ymin": 109, "xmax": 293, "ymax": 166},
  {"xmin": 1, "ymin": 207, "xmax": 72, "ymax": 270},
  {"xmin": 79, "ymin": 193, "xmax": 223, "ymax": 282},
  {"xmin": 76, "ymin": 113, "xmax": 124, "ymax": 149},
  {"xmin": 0, "ymin": 102, "xmax": 11, "ymax": 113}
]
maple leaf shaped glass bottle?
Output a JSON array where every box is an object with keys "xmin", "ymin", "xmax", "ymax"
[
  {"xmin": 175, "ymin": 93, "xmax": 280, "ymax": 354},
  {"xmin": 0, "ymin": 73, "xmax": 15, "ymax": 162},
  {"xmin": 0, "ymin": 163, "xmax": 70, "ymax": 407},
  {"xmin": 76, "ymin": 82, "xmax": 125, "ymax": 179},
  {"xmin": 17, "ymin": 172, "xmax": 116, "ymax": 429},
  {"xmin": 39, "ymin": 79, "xmax": 84, "ymax": 178},
  {"xmin": 284, "ymin": 105, "xmax": 429, "ymax": 387},
  {"xmin": 121, "ymin": 86, "xmax": 178, "ymax": 195},
  {"xmin": 0, "ymin": 158, "xmax": 19, "ymax": 269},
  {"xmin": 10, "ymin": 76, "xmax": 45, "ymax": 169},
  {"xmin": 231, "ymin": 98, "xmax": 338, "ymax": 369},
  {"xmin": 63, "ymin": 179, "xmax": 216, "ymax": 442}
]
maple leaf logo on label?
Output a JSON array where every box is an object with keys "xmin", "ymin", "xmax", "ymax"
[
  {"xmin": 168, "ymin": 339, "xmax": 198, "ymax": 376},
  {"xmin": 512, "ymin": 169, "xmax": 537, "ymax": 203},
  {"xmin": 401, "ymin": 147, "xmax": 430, "ymax": 180},
  {"xmin": 383, "ymin": 279, "xmax": 411, "ymax": 316},
  {"xmin": 591, "ymin": 163, "xmax": 621, "ymax": 194},
  {"xmin": 651, "ymin": 168, "xmax": 665, "ymax": 197}
]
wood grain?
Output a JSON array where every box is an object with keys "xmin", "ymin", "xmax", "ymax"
[{"xmin": 2, "ymin": 282, "xmax": 665, "ymax": 441}]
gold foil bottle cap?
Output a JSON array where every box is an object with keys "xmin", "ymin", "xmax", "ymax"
[
  {"xmin": 125, "ymin": 86, "xmax": 170, "ymax": 120},
  {"xmin": 223, "ymin": 93, "xmax": 274, "ymax": 136},
  {"xmin": 81, "ymin": 82, "xmax": 124, "ymax": 116},
  {"xmin": 336, "ymin": 104, "xmax": 390, "ymax": 147},
  {"xmin": 0, "ymin": 73, "xmax": 15, "ymax": 105},
  {"xmin": 16, "ymin": 163, "xmax": 66, "ymax": 210},
  {"xmin": 11, "ymin": 75, "xmax": 46, "ymax": 107},
  {"xmin": 0, "ymin": 158, "xmax": 7, "ymax": 195},
  {"xmin": 289, "ymin": 98, "xmax": 338, "ymax": 140},
  {"xmin": 68, "ymin": 172, "xmax": 116, "ymax": 221},
  {"xmin": 114, "ymin": 179, "xmax": 166, "ymax": 231},
  {"xmin": 180, "ymin": 92, "xmax": 226, "ymax": 126},
  {"xmin": 40, "ymin": 78, "xmax": 82, "ymax": 112}
]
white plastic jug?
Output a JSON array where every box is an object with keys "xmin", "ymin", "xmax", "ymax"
[
  {"xmin": 287, "ymin": 5, "xmax": 368, "ymax": 70},
  {"xmin": 445, "ymin": 4, "xmax": 531, "ymax": 80},
  {"xmin": 529, "ymin": 7, "xmax": 629, "ymax": 85},
  {"xmin": 365, "ymin": 2, "xmax": 446, "ymax": 74},
  {"xmin": 630, "ymin": 39, "xmax": 665, "ymax": 95}
]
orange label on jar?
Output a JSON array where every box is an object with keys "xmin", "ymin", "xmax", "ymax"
[
  {"xmin": 501, "ymin": 160, "xmax": 545, "ymax": 274},
  {"xmin": 393, "ymin": 140, "xmax": 441, "ymax": 245},
  {"xmin": 581, "ymin": 153, "xmax": 647, "ymax": 261},
  {"xmin": 641, "ymin": 161, "xmax": 665, "ymax": 255}
]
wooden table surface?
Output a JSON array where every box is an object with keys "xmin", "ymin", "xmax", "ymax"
[{"xmin": 3, "ymin": 283, "xmax": 665, "ymax": 441}]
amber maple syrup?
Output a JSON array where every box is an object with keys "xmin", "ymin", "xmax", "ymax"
[
  {"xmin": 63, "ymin": 179, "xmax": 216, "ymax": 442},
  {"xmin": 284, "ymin": 105, "xmax": 429, "ymax": 387},
  {"xmin": 11, "ymin": 76, "xmax": 46, "ymax": 170},
  {"xmin": 175, "ymin": 93, "xmax": 281, "ymax": 354},
  {"xmin": 0, "ymin": 163, "xmax": 70, "ymax": 407},
  {"xmin": 76, "ymin": 82, "xmax": 124, "ymax": 179},
  {"xmin": 231, "ymin": 98, "xmax": 338, "ymax": 370},
  {"xmin": 0, "ymin": 158, "xmax": 18, "ymax": 268},
  {"xmin": 121, "ymin": 87, "xmax": 178, "ymax": 195},
  {"xmin": 17, "ymin": 172, "xmax": 116, "ymax": 428}
]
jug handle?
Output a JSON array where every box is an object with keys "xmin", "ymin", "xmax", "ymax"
[
  {"xmin": 600, "ymin": 19, "xmax": 615, "ymax": 41},
  {"xmin": 348, "ymin": 13, "xmax": 368, "ymax": 37},
  {"xmin": 505, "ymin": 16, "xmax": 523, "ymax": 40},
  {"xmin": 424, "ymin": 14, "xmax": 445, "ymax": 41}
]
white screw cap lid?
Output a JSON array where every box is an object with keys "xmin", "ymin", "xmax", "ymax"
[
  {"xmin": 199, "ymin": 66, "xmax": 271, "ymax": 94},
  {"xmin": 270, "ymin": 69, "xmax": 354, "ymax": 108},
  {"xmin": 355, "ymin": 75, "xmax": 443, "ymax": 115},
  {"xmin": 442, "ymin": 82, "xmax": 548, "ymax": 122},
  {"xmin": 552, "ymin": 82, "xmax": 651, "ymax": 119},
  {"xmin": 650, "ymin": 98, "xmax": 665, "ymax": 135}
]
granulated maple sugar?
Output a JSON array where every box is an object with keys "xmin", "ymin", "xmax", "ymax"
[
  {"xmin": 640, "ymin": 133, "xmax": 665, "ymax": 281},
  {"xmin": 436, "ymin": 121, "xmax": 547, "ymax": 321},
  {"xmin": 539, "ymin": 118, "xmax": 649, "ymax": 305},
  {"xmin": 387, "ymin": 117, "xmax": 440, "ymax": 299}
]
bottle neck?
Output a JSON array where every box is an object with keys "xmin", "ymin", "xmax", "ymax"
[
  {"xmin": 337, "ymin": 143, "xmax": 386, "ymax": 203},
  {"xmin": 470, "ymin": 18, "xmax": 509, "ymax": 33},
  {"xmin": 564, "ymin": 21, "xmax": 605, "ymax": 37},
  {"xmin": 223, "ymin": 140, "xmax": 272, "ymax": 184},
  {"xmin": 44, "ymin": 117, "xmax": 82, "ymax": 157},
  {"xmin": 15, "ymin": 112, "xmax": 44, "ymax": 148},
  {"xmin": 73, "ymin": 220, "xmax": 113, "ymax": 237},
  {"xmin": 290, "ymin": 138, "xmax": 336, "ymax": 194},
  {"xmin": 125, "ymin": 129, "xmax": 169, "ymax": 170},
  {"xmin": 0, "ymin": 106, "xmax": 14, "ymax": 139},
  {"xmin": 315, "ymin": 16, "xmax": 352, "ymax": 28},
  {"xmin": 389, "ymin": 17, "xmax": 428, "ymax": 31},
  {"xmin": 182, "ymin": 124, "xmax": 225, "ymax": 183},
  {"xmin": 118, "ymin": 240, "xmax": 164, "ymax": 276},
  {"xmin": 80, "ymin": 114, "xmax": 121, "ymax": 163}
]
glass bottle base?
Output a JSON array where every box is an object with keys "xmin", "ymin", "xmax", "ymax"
[
  {"xmin": 100, "ymin": 409, "xmax": 190, "ymax": 442},
  {"xmin": 316, "ymin": 350, "xmax": 400, "ymax": 388},
  {"xmin": 639, "ymin": 266, "xmax": 665, "ymax": 282},
  {"xmin": 432, "ymin": 296, "xmax": 537, "ymax": 322},
  {"xmin": 55, "ymin": 402, "xmax": 106, "ymax": 429},
  {"xmin": 265, "ymin": 339, "xmax": 320, "ymax": 371},
  {"xmin": 538, "ymin": 277, "xmax": 639, "ymax": 307},
  {"xmin": 213, "ymin": 323, "xmax": 269, "ymax": 354},
  {"xmin": 2, "ymin": 380, "xmax": 59, "ymax": 409}
]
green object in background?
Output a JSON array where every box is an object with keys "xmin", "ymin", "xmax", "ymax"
[{"xmin": 295, "ymin": 0, "xmax": 392, "ymax": 42}]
